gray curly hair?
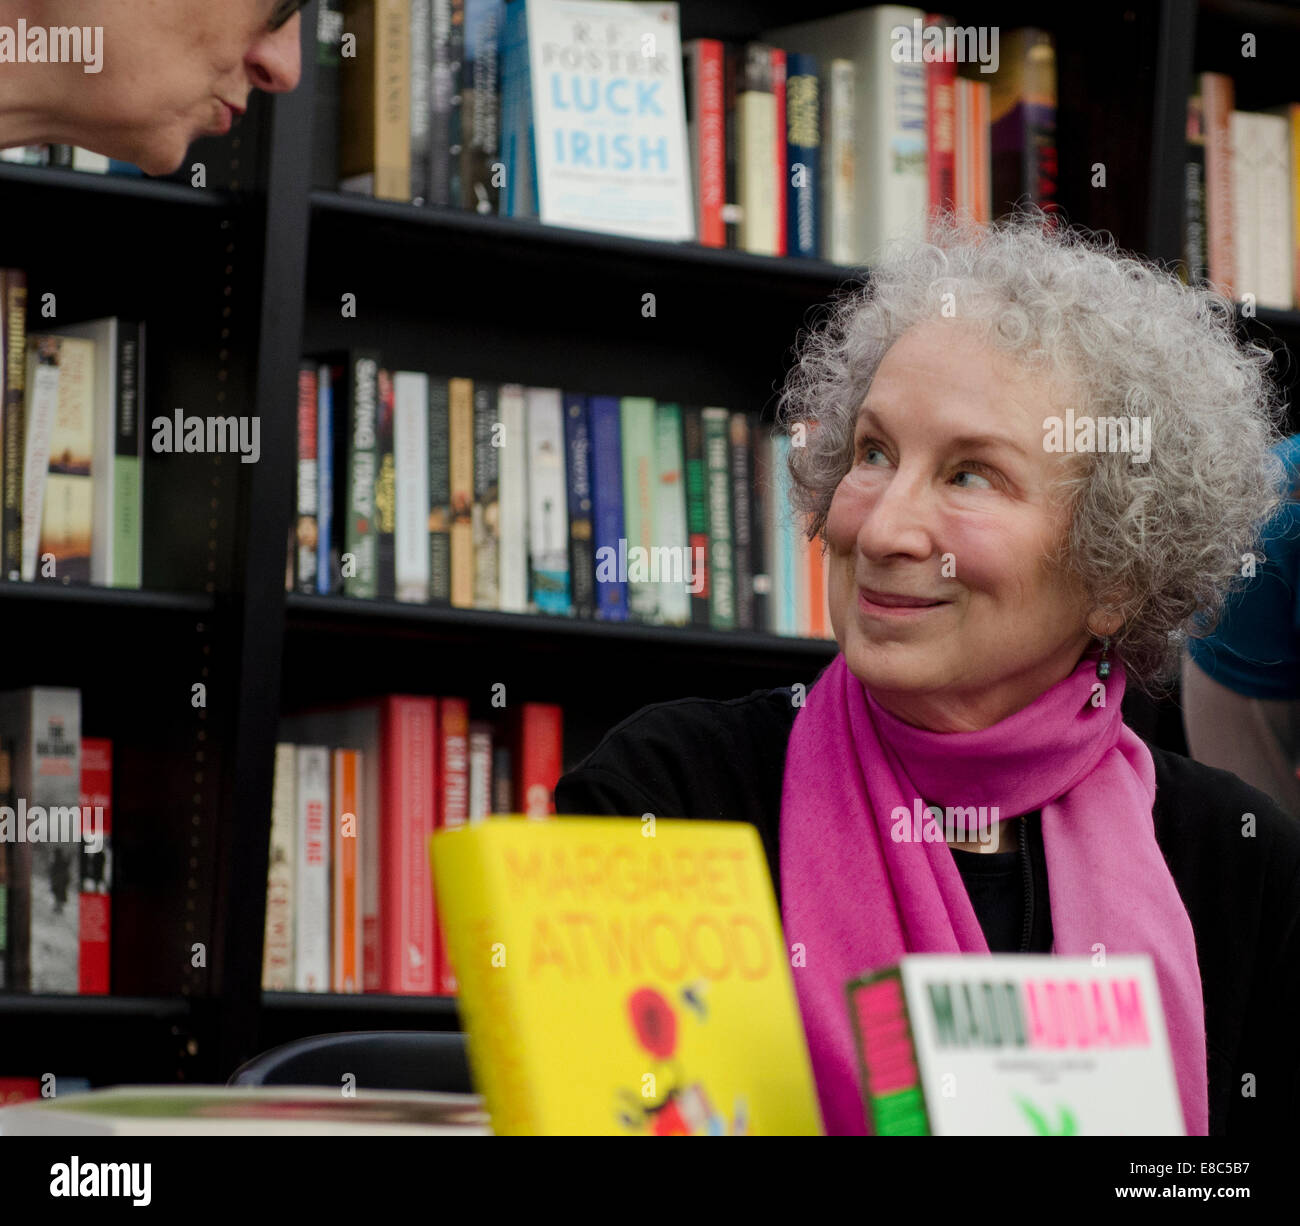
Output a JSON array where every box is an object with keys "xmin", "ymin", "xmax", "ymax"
[{"xmin": 775, "ymin": 207, "xmax": 1288, "ymax": 689}]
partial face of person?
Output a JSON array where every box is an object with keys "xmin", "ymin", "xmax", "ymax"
[
  {"xmin": 824, "ymin": 319, "xmax": 1094, "ymax": 732},
  {"xmin": 66, "ymin": 0, "xmax": 302, "ymax": 174}
]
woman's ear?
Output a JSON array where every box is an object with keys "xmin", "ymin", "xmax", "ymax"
[{"xmin": 1085, "ymin": 609, "xmax": 1124, "ymax": 639}]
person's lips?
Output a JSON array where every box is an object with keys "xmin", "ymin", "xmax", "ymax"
[{"xmin": 858, "ymin": 586, "xmax": 951, "ymax": 614}]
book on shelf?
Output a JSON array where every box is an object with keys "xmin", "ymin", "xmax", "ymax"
[
  {"xmin": 77, "ymin": 737, "xmax": 111, "ymax": 995},
  {"xmin": 847, "ymin": 954, "xmax": 1184, "ymax": 1135},
  {"xmin": 429, "ymin": 816, "xmax": 823, "ymax": 1135}
]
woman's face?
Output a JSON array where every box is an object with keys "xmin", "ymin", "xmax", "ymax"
[
  {"xmin": 50, "ymin": 0, "xmax": 301, "ymax": 174},
  {"xmin": 825, "ymin": 319, "xmax": 1095, "ymax": 732}
]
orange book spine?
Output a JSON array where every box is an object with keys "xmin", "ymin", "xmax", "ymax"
[
  {"xmin": 807, "ymin": 530, "xmax": 827, "ymax": 638},
  {"xmin": 449, "ymin": 377, "xmax": 475, "ymax": 608},
  {"xmin": 436, "ymin": 697, "xmax": 470, "ymax": 995},
  {"xmin": 1201, "ymin": 71, "xmax": 1236, "ymax": 299},
  {"xmin": 332, "ymin": 748, "xmax": 362, "ymax": 993}
]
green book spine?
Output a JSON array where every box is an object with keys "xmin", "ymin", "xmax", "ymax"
[
  {"xmin": 112, "ymin": 324, "xmax": 143, "ymax": 588},
  {"xmin": 427, "ymin": 376, "xmax": 451, "ymax": 604},
  {"xmin": 344, "ymin": 351, "xmax": 380, "ymax": 598},
  {"xmin": 653, "ymin": 402, "xmax": 690, "ymax": 626},
  {"xmin": 682, "ymin": 406, "xmax": 710, "ymax": 627},
  {"xmin": 702, "ymin": 406, "xmax": 735, "ymax": 629},
  {"xmin": 619, "ymin": 396, "xmax": 658, "ymax": 622}
]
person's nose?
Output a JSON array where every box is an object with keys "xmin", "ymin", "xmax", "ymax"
[
  {"xmin": 856, "ymin": 465, "xmax": 936, "ymax": 563},
  {"xmin": 247, "ymin": 12, "xmax": 303, "ymax": 94}
]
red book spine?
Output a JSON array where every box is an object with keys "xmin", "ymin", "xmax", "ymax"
[
  {"xmin": 692, "ymin": 39, "xmax": 726, "ymax": 247},
  {"xmin": 379, "ymin": 696, "xmax": 437, "ymax": 994},
  {"xmin": 78, "ymin": 737, "xmax": 112, "ymax": 995},
  {"xmin": 925, "ymin": 13, "xmax": 957, "ymax": 235},
  {"xmin": 771, "ymin": 48, "xmax": 787, "ymax": 256},
  {"xmin": 517, "ymin": 703, "xmax": 563, "ymax": 818},
  {"xmin": 435, "ymin": 698, "xmax": 469, "ymax": 995}
]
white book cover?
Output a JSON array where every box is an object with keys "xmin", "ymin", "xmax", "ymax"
[
  {"xmin": 56, "ymin": 318, "xmax": 118, "ymax": 586},
  {"xmin": 467, "ymin": 723, "xmax": 492, "ymax": 821},
  {"xmin": 1231, "ymin": 110, "xmax": 1261, "ymax": 306},
  {"xmin": 280, "ymin": 706, "xmax": 382, "ymax": 992},
  {"xmin": 823, "ymin": 59, "xmax": 856, "ymax": 265},
  {"xmin": 497, "ymin": 383, "xmax": 530, "ymax": 613},
  {"xmin": 767, "ymin": 6, "xmax": 928, "ymax": 265},
  {"xmin": 21, "ymin": 338, "xmax": 61, "ymax": 581},
  {"xmin": 1254, "ymin": 112, "xmax": 1293, "ymax": 310},
  {"xmin": 525, "ymin": 387, "xmax": 570, "ymax": 614},
  {"xmin": 262, "ymin": 742, "xmax": 296, "ymax": 991},
  {"xmin": 852, "ymin": 954, "xmax": 1185, "ymax": 1135},
  {"xmin": 527, "ymin": 0, "xmax": 695, "ymax": 241},
  {"xmin": 393, "ymin": 371, "xmax": 431, "ymax": 602},
  {"xmin": 736, "ymin": 44, "xmax": 778, "ymax": 255},
  {"xmin": 294, "ymin": 746, "xmax": 331, "ymax": 993}
]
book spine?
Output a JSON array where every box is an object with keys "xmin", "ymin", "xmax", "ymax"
[
  {"xmin": 491, "ymin": 744, "xmax": 512, "ymax": 814},
  {"xmin": 468, "ymin": 721, "xmax": 492, "ymax": 820},
  {"xmin": 516, "ymin": 702, "xmax": 562, "ymax": 818},
  {"xmin": 0, "ymin": 739, "xmax": 10, "ymax": 989},
  {"xmin": 448, "ymin": 376, "xmax": 475, "ymax": 607},
  {"xmin": 429, "ymin": 0, "xmax": 454, "ymax": 205},
  {"xmin": 373, "ymin": 368, "xmax": 397, "ymax": 600},
  {"xmin": 729, "ymin": 412, "xmax": 754, "ymax": 630},
  {"xmin": 652, "ymin": 402, "xmax": 690, "ymax": 626},
  {"xmin": 410, "ymin": 0, "xmax": 433, "ymax": 203},
  {"xmin": 37, "ymin": 335, "xmax": 94, "ymax": 585},
  {"xmin": 724, "ymin": 46, "xmax": 739, "ymax": 248},
  {"xmin": 3, "ymin": 271, "xmax": 28, "ymax": 581},
  {"xmin": 824, "ymin": 59, "xmax": 855, "ymax": 264},
  {"xmin": 807, "ymin": 515, "xmax": 827, "ymax": 638},
  {"xmin": 563, "ymin": 393, "xmax": 595, "ymax": 618},
  {"xmin": 736, "ymin": 44, "xmax": 777, "ymax": 255},
  {"xmin": 702, "ymin": 407, "xmax": 735, "ymax": 629},
  {"xmin": 588, "ymin": 395, "xmax": 627, "ymax": 622},
  {"xmin": 437, "ymin": 697, "xmax": 469, "ymax": 994},
  {"xmin": 1231, "ymin": 112, "xmax": 1260, "ymax": 304},
  {"xmin": 380, "ymin": 696, "xmax": 438, "ymax": 993},
  {"xmin": 262, "ymin": 742, "xmax": 296, "ymax": 992},
  {"xmin": 750, "ymin": 422, "xmax": 771, "ymax": 634},
  {"xmin": 1256, "ymin": 115, "xmax": 1292, "ymax": 309},
  {"xmin": 393, "ymin": 371, "xmax": 431, "ymax": 601},
  {"xmin": 296, "ymin": 363, "xmax": 320, "ymax": 594},
  {"xmin": 472, "ymin": 381, "xmax": 500, "ymax": 608},
  {"xmin": 461, "ymin": 0, "xmax": 503, "ymax": 213},
  {"xmin": 76, "ymin": 738, "xmax": 111, "ymax": 994},
  {"xmin": 34, "ymin": 689, "xmax": 80, "ymax": 992},
  {"xmin": 1183, "ymin": 90, "xmax": 1208, "ymax": 286},
  {"xmin": 620, "ymin": 397, "xmax": 658, "ymax": 621},
  {"xmin": 785, "ymin": 53, "xmax": 820, "ymax": 259},
  {"xmin": 847, "ymin": 971, "xmax": 932, "ymax": 1135},
  {"xmin": 924, "ymin": 14, "xmax": 956, "ymax": 234},
  {"xmin": 446, "ymin": 0, "xmax": 465, "ymax": 204},
  {"xmin": 681, "ymin": 406, "xmax": 710, "ymax": 627},
  {"xmin": 343, "ymin": 351, "xmax": 379, "ymax": 597},
  {"xmin": 377, "ymin": 0, "xmax": 412, "ymax": 201},
  {"xmin": 112, "ymin": 322, "xmax": 143, "ymax": 589},
  {"xmin": 316, "ymin": 362, "xmax": 335, "ymax": 593},
  {"xmin": 294, "ymin": 745, "xmax": 331, "ymax": 992},
  {"xmin": 772, "ymin": 47, "xmax": 787, "ymax": 256},
  {"xmin": 774, "ymin": 433, "xmax": 795, "ymax": 635},
  {"xmin": 684, "ymin": 39, "xmax": 726, "ymax": 247},
  {"xmin": 427, "ymin": 375, "xmax": 451, "ymax": 603},
  {"xmin": 22, "ymin": 337, "xmax": 60, "ymax": 583},
  {"xmin": 497, "ymin": 383, "xmax": 529, "ymax": 613},
  {"xmin": 313, "ymin": 0, "xmax": 345, "ymax": 188},
  {"xmin": 1024, "ymin": 31, "xmax": 1057, "ymax": 214},
  {"xmin": 331, "ymin": 747, "xmax": 362, "ymax": 993},
  {"xmin": 526, "ymin": 388, "xmax": 570, "ymax": 614},
  {"xmin": 1201, "ymin": 72, "xmax": 1236, "ymax": 301}
]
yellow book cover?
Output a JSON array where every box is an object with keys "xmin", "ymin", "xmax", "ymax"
[{"xmin": 430, "ymin": 817, "xmax": 823, "ymax": 1136}]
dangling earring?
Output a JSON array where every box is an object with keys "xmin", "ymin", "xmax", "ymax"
[{"xmin": 1096, "ymin": 635, "xmax": 1112, "ymax": 680}]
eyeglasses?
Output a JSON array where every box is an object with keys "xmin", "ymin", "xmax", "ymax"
[{"xmin": 268, "ymin": 0, "xmax": 310, "ymax": 31}]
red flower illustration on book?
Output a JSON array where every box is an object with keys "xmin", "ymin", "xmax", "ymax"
[{"xmin": 628, "ymin": 987, "xmax": 677, "ymax": 1060}]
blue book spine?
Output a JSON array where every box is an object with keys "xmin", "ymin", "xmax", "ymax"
[
  {"xmin": 775, "ymin": 432, "xmax": 796, "ymax": 635},
  {"xmin": 564, "ymin": 392, "xmax": 595, "ymax": 617},
  {"xmin": 785, "ymin": 53, "xmax": 820, "ymax": 260},
  {"xmin": 499, "ymin": 0, "xmax": 522, "ymax": 215},
  {"xmin": 316, "ymin": 364, "xmax": 334, "ymax": 593},
  {"xmin": 588, "ymin": 395, "xmax": 628, "ymax": 622}
]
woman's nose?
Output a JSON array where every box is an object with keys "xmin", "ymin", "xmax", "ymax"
[{"xmin": 247, "ymin": 13, "xmax": 303, "ymax": 94}]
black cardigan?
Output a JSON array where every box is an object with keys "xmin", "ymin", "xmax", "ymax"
[{"xmin": 555, "ymin": 685, "xmax": 1300, "ymax": 1138}]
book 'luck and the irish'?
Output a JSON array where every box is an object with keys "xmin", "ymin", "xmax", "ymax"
[
  {"xmin": 429, "ymin": 817, "xmax": 822, "ymax": 1135},
  {"xmin": 848, "ymin": 954, "xmax": 1185, "ymax": 1135}
]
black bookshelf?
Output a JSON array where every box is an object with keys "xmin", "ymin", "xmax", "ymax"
[{"xmin": 3, "ymin": 0, "xmax": 1299, "ymax": 1083}]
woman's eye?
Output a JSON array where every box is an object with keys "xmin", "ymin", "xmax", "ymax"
[
  {"xmin": 858, "ymin": 442, "xmax": 889, "ymax": 466},
  {"xmin": 952, "ymin": 468, "xmax": 994, "ymax": 490}
]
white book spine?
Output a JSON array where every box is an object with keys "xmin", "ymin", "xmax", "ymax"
[
  {"xmin": 1255, "ymin": 113, "xmax": 1294, "ymax": 310},
  {"xmin": 825, "ymin": 59, "xmax": 856, "ymax": 264},
  {"xmin": 393, "ymin": 371, "xmax": 431, "ymax": 601},
  {"xmin": 262, "ymin": 743, "xmax": 296, "ymax": 991},
  {"xmin": 21, "ymin": 345, "xmax": 59, "ymax": 581},
  {"xmin": 468, "ymin": 725, "xmax": 492, "ymax": 820},
  {"xmin": 1231, "ymin": 111, "xmax": 1261, "ymax": 305},
  {"xmin": 294, "ymin": 746, "xmax": 330, "ymax": 992},
  {"xmin": 497, "ymin": 383, "xmax": 529, "ymax": 613},
  {"xmin": 737, "ymin": 50, "xmax": 779, "ymax": 255},
  {"xmin": 653, "ymin": 405, "xmax": 690, "ymax": 625},
  {"xmin": 525, "ymin": 387, "xmax": 570, "ymax": 613}
]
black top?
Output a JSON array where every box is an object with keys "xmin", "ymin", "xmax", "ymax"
[{"xmin": 555, "ymin": 685, "xmax": 1300, "ymax": 1137}]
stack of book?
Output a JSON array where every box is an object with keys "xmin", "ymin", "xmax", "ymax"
[
  {"xmin": 0, "ymin": 269, "xmax": 146, "ymax": 589},
  {"xmin": 292, "ymin": 357, "xmax": 837, "ymax": 638},
  {"xmin": 264, "ymin": 695, "xmax": 562, "ymax": 997},
  {"xmin": 324, "ymin": 2, "xmax": 1057, "ymax": 262},
  {"xmin": 0, "ymin": 687, "xmax": 113, "ymax": 997},
  {"xmin": 1184, "ymin": 74, "xmax": 1300, "ymax": 309}
]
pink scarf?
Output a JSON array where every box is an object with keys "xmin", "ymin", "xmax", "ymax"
[{"xmin": 780, "ymin": 652, "xmax": 1207, "ymax": 1136}]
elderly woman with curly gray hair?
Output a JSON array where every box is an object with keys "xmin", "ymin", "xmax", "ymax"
[{"xmin": 555, "ymin": 209, "xmax": 1300, "ymax": 1138}]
